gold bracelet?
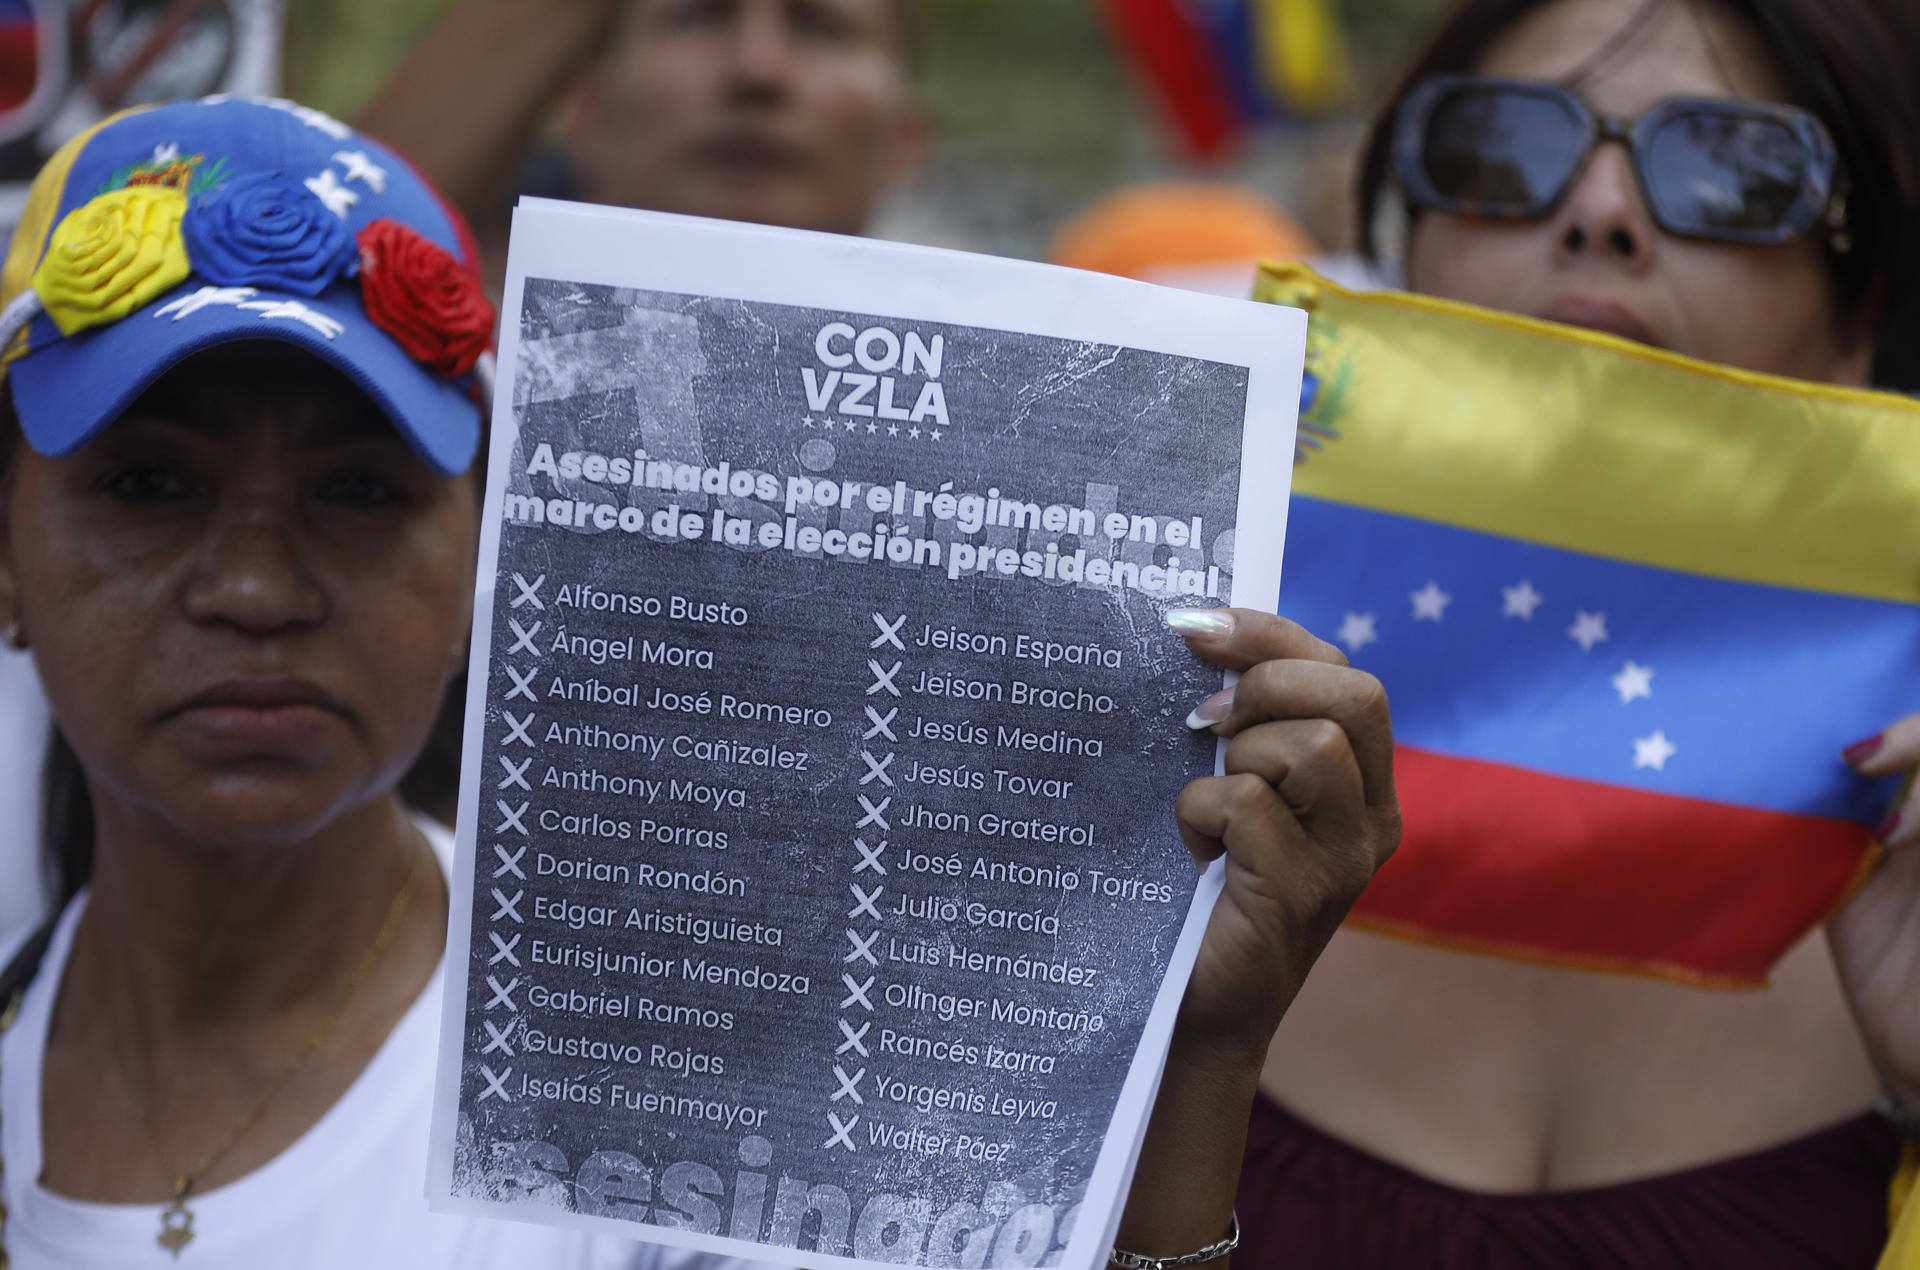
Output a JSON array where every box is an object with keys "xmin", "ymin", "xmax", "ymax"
[{"xmin": 1110, "ymin": 1214, "xmax": 1240, "ymax": 1270}]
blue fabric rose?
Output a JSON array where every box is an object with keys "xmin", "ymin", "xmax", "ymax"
[{"xmin": 181, "ymin": 173, "xmax": 358, "ymax": 297}]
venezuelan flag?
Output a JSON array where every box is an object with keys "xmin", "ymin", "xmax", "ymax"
[
  {"xmin": 1099, "ymin": 0, "xmax": 1351, "ymax": 158},
  {"xmin": 1256, "ymin": 262, "xmax": 1920, "ymax": 987}
]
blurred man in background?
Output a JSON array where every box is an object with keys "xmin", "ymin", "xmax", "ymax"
[{"xmin": 360, "ymin": 0, "xmax": 931, "ymax": 279}]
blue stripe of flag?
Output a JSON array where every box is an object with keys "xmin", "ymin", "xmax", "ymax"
[{"xmin": 1279, "ymin": 497, "xmax": 1914, "ymax": 821}]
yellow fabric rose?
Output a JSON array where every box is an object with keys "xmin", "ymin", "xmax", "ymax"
[{"xmin": 31, "ymin": 187, "xmax": 191, "ymax": 336}]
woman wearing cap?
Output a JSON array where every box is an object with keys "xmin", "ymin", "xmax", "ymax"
[
  {"xmin": 0, "ymin": 98, "xmax": 1401, "ymax": 1268},
  {"xmin": 1233, "ymin": 0, "xmax": 1920, "ymax": 1266}
]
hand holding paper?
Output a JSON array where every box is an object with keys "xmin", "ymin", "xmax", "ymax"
[{"xmin": 1112, "ymin": 610, "xmax": 1401, "ymax": 1260}]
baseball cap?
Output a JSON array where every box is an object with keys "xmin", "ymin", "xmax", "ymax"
[{"xmin": 0, "ymin": 95, "xmax": 495, "ymax": 475}]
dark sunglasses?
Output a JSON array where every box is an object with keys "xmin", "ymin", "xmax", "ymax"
[{"xmin": 1393, "ymin": 73, "xmax": 1848, "ymax": 248}]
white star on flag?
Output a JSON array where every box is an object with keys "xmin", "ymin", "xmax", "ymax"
[
  {"xmin": 305, "ymin": 169, "xmax": 360, "ymax": 218},
  {"xmin": 1569, "ymin": 611, "xmax": 1609, "ymax": 651},
  {"xmin": 1337, "ymin": 612, "xmax": 1378, "ymax": 653},
  {"xmin": 1612, "ymin": 661, "xmax": 1654, "ymax": 704},
  {"xmin": 1502, "ymin": 579, "xmax": 1544, "ymax": 619},
  {"xmin": 1410, "ymin": 581, "xmax": 1452, "ymax": 622},
  {"xmin": 332, "ymin": 150, "xmax": 388, "ymax": 193},
  {"xmin": 1633, "ymin": 730, "xmax": 1677, "ymax": 771}
]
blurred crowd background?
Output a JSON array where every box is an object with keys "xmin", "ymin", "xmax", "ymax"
[{"xmin": 282, "ymin": 0, "xmax": 1449, "ymax": 262}]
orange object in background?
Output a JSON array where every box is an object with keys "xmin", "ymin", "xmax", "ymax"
[{"xmin": 1050, "ymin": 181, "xmax": 1316, "ymax": 287}]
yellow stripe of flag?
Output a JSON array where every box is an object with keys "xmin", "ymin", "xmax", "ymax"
[{"xmin": 1256, "ymin": 262, "xmax": 1920, "ymax": 604}]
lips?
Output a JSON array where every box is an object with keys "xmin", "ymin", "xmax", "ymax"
[
  {"xmin": 690, "ymin": 130, "xmax": 805, "ymax": 175},
  {"xmin": 1536, "ymin": 297, "xmax": 1664, "ymax": 349},
  {"xmin": 166, "ymin": 677, "xmax": 353, "ymax": 750}
]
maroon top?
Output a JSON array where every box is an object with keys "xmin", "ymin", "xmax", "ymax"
[{"xmin": 1236, "ymin": 1095, "xmax": 1899, "ymax": 1269}]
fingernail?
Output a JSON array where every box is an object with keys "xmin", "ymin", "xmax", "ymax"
[
  {"xmin": 1874, "ymin": 810, "xmax": 1903, "ymax": 842},
  {"xmin": 1167, "ymin": 608, "xmax": 1235, "ymax": 638},
  {"xmin": 1186, "ymin": 686, "xmax": 1235, "ymax": 730},
  {"xmin": 1843, "ymin": 734, "xmax": 1886, "ymax": 765}
]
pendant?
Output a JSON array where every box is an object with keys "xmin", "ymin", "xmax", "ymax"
[{"xmin": 157, "ymin": 1195, "xmax": 194, "ymax": 1257}]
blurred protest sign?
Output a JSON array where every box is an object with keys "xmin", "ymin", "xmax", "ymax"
[{"xmin": 0, "ymin": 0, "xmax": 280, "ymax": 228}]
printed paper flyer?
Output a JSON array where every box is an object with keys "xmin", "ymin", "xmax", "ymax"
[{"xmin": 431, "ymin": 199, "xmax": 1303, "ymax": 1270}]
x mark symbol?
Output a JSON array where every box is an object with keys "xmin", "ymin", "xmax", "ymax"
[
  {"xmin": 844, "ymin": 928, "xmax": 879, "ymax": 967},
  {"xmin": 481, "ymin": 1019, "xmax": 515, "ymax": 1057},
  {"xmin": 492, "ymin": 845, "xmax": 527, "ymax": 880},
  {"xmin": 503, "ymin": 664, "xmax": 538, "ymax": 702},
  {"xmin": 866, "ymin": 659, "xmax": 901, "ymax": 697},
  {"xmin": 848, "ymin": 883, "xmax": 883, "ymax": 920},
  {"xmin": 496, "ymin": 800, "xmax": 530, "ymax": 835},
  {"xmin": 853, "ymin": 838, "xmax": 887, "ymax": 875},
  {"xmin": 824, "ymin": 1112, "xmax": 857, "ymax": 1151},
  {"xmin": 510, "ymin": 573, "xmax": 546, "ymax": 610},
  {"xmin": 477, "ymin": 1064, "xmax": 513, "ymax": 1103},
  {"xmin": 489, "ymin": 887, "xmax": 523, "ymax": 923},
  {"xmin": 489, "ymin": 932, "xmax": 522, "ymax": 967},
  {"xmin": 507, "ymin": 618, "xmax": 542, "ymax": 656},
  {"xmin": 869, "ymin": 613, "xmax": 906, "ymax": 651},
  {"xmin": 497, "ymin": 756, "xmax": 532, "ymax": 791},
  {"xmin": 836, "ymin": 1018, "xmax": 871, "ymax": 1056},
  {"xmin": 858, "ymin": 750, "xmax": 894, "ymax": 787},
  {"xmin": 855, "ymin": 796, "xmax": 891, "ymax": 830},
  {"xmin": 831, "ymin": 1065, "xmax": 866, "ymax": 1104},
  {"xmin": 863, "ymin": 706, "xmax": 898, "ymax": 742},
  {"xmin": 501, "ymin": 711, "xmax": 536, "ymax": 747},
  {"xmin": 840, "ymin": 974, "xmax": 874, "ymax": 1011},
  {"xmin": 484, "ymin": 975, "xmax": 520, "ymax": 1011}
]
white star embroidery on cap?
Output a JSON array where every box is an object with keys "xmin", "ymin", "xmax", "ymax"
[
  {"xmin": 1633, "ymin": 730, "xmax": 1676, "ymax": 771},
  {"xmin": 332, "ymin": 150, "xmax": 388, "ymax": 194},
  {"xmin": 1337, "ymin": 612, "xmax": 1378, "ymax": 653},
  {"xmin": 239, "ymin": 299, "xmax": 345, "ymax": 339},
  {"xmin": 1612, "ymin": 661, "xmax": 1654, "ymax": 704},
  {"xmin": 156, "ymin": 286, "xmax": 259, "ymax": 320},
  {"xmin": 1410, "ymin": 581, "xmax": 1452, "ymax": 622},
  {"xmin": 152, "ymin": 142, "xmax": 181, "ymax": 164},
  {"xmin": 305, "ymin": 169, "xmax": 360, "ymax": 218},
  {"xmin": 1502, "ymin": 579, "xmax": 1544, "ymax": 619},
  {"xmin": 1569, "ymin": 611, "xmax": 1609, "ymax": 651},
  {"xmin": 207, "ymin": 95, "xmax": 353, "ymax": 140}
]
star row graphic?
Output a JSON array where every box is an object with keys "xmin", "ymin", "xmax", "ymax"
[
  {"xmin": 1340, "ymin": 578, "xmax": 1617, "ymax": 655},
  {"xmin": 801, "ymin": 415, "xmax": 944, "ymax": 442},
  {"xmin": 1336, "ymin": 577, "xmax": 1677, "ymax": 773}
]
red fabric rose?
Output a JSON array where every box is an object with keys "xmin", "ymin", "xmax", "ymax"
[{"xmin": 356, "ymin": 218, "xmax": 494, "ymax": 377}]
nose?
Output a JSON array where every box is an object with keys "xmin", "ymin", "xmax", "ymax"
[
  {"xmin": 181, "ymin": 498, "xmax": 328, "ymax": 635},
  {"xmin": 723, "ymin": 1, "xmax": 798, "ymax": 95},
  {"xmin": 1552, "ymin": 139, "xmax": 1657, "ymax": 273}
]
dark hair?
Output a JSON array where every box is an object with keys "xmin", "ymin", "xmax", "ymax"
[
  {"xmin": 1355, "ymin": 0, "xmax": 1920, "ymax": 385},
  {"xmin": 2, "ymin": 377, "xmax": 484, "ymax": 907}
]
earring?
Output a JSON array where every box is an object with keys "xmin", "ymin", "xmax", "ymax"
[{"xmin": 2, "ymin": 621, "xmax": 25, "ymax": 650}]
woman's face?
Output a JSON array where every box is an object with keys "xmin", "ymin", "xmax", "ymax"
[
  {"xmin": 0, "ymin": 345, "xmax": 479, "ymax": 848},
  {"xmin": 1404, "ymin": 0, "xmax": 1875, "ymax": 385}
]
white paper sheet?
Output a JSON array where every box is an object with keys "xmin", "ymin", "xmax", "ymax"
[{"xmin": 429, "ymin": 198, "xmax": 1303, "ymax": 1270}]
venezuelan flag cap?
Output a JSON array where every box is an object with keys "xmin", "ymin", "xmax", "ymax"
[{"xmin": 0, "ymin": 95, "xmax": 495, "ymax": 475}]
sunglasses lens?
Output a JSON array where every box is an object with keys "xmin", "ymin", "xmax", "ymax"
[
  {"xmin": 1420, "ymin": 85, "xmax": 1587, "ymax": 212},
  {"xmin": 1643, "ymin": 111, "xmax": 1813, "ymax": 237}
]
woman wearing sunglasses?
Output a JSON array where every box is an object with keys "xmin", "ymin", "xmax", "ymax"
[{"xmin": 1236, "ymin": 0, "xmax": 1920, "ymax": 1266}]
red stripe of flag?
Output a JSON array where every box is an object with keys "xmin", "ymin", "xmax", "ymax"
[
  {"xmin": 1352, "ymin": 746, "xmax": 1876, "ymax": 986},
  {"xmin": 1098, "ymin": 0, "xmax": 1244, "ymax": 159}
]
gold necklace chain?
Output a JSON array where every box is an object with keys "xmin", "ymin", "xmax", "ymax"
[{"xmin": 103, "ymin": 843, "xmax": 426, "ymax": 1258}]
